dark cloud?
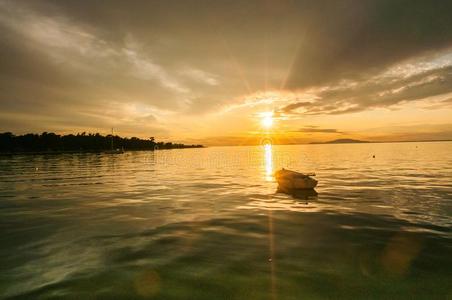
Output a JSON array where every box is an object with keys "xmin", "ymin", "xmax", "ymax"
[
  {"xmin": 281, "ymin": 101, "xmax": 314, "ymax": 113},
  {"xmin": 286, "ymin": 0, "xmax": 452, "ymax": 89},
  {"xmin": 279, "ymin": 65, "xmax": 452, "ymax": 115}
]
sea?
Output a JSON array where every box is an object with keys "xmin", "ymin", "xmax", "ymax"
[{"xmin": 1, "ymin": 142, "xmax": 451, "ymax": 299}]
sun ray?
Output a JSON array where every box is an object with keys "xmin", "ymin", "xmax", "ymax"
[
  {"xmin": 280, "ymin": 27, "xmax": 309, "ymax": 90},
  {"xmin": 219, "ymin": 36, "xmax": 253, "ymax": 93}
]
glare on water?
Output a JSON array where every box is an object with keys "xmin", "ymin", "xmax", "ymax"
[
  {"xmin": 0, "ymin": 142, "xmax": 452, "ymax": 299},
  {"xmin": 264, "ymin": 143, "xmax": 273, "ymax": 181}
]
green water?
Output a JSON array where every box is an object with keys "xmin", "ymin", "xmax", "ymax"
[{"xmin": 1, "ymin": 142, "xmax": 451, "ymax": 299}]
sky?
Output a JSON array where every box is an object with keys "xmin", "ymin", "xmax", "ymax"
[{"xmin": 0, "ymin": 0, "xmax": 451, "ymax": 145}]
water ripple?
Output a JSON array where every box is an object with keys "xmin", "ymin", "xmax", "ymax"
[{"xmin": 1, "ymin": 142, "xmax": 452, "ymax": 299}]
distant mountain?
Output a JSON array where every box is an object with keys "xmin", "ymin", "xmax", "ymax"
[{"xmin": 311, "ymin": 138, "xmax": 370, "ymax": 144}]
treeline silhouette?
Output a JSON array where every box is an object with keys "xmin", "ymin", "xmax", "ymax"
[{"xmin": 0, "ymin": 132, "xmax": 203, "ymax": 153}]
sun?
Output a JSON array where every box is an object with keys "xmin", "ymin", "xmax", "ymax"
[{"xmin": 260, "ymin": 111, "xmax": 274, "ymax": 129}]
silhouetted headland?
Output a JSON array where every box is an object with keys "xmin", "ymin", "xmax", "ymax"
[
  {"xmin": 0, "ymin": 132, "xmax": 203, "ymax": 154},
  {"xmin": 311, "ymin": 138, "xmax": 370, "ymax": 144}
]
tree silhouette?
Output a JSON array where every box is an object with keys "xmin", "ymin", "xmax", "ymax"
[{"xmin": 0, "ymin": 132, "xmax": 203, "ymax": 153}]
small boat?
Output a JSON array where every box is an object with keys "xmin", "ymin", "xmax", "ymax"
[
  {"xmin": 275, "ymin": 168, "xmax": 317, "ymax": 190},
  {"xmin": 104, "ymin": 148, "xmax": 124, "ymax": 154},
  {"xmin": 104, "ymin": 128, "xmax": 124, "ymax": 154}
]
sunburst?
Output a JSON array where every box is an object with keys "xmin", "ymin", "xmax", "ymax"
[{"xmin": 260, "ymin": 111, "xmax": 274, "ymax": 129}]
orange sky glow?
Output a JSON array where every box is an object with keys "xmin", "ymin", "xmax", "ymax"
[{"xmin": 1, "ymin": 1, "xmax": 451, "ymax": 145}]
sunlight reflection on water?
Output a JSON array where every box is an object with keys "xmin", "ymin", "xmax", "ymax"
[
  {"xmin": 0, "ymin": 142, "xmax": 452, "ymax": 299},
  {"xmin": 264, "ymin": 143, "xmax": 273, "ymax": 181}
]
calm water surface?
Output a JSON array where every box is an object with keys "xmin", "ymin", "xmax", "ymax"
[{"xmin": 1, "ymin": 142, "xmax": 452, "ymax": 299}]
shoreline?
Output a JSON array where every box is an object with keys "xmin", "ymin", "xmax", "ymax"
[
  {"xmin": 200, "ymin": 139, "xmax": 452, "ymax": 148},
  {"xmin": 0, "ymin": 146, "xmax": 204, "ymax": 156}
]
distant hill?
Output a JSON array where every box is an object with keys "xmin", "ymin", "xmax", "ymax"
[{"xmin": 311, "ymin": 138, "xmax": 370, "ymax": 144}]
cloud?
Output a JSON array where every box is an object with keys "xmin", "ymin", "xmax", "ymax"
[
  {"xmin": 286, "ymin": 0, "xmax": 452, "ymax": 89},
  {"xmin": 279, "ymin": 58, "xmax": 452, "ymax": 116},
  {"xmin": 180, "ymin": 67, "xmax": 219, "ymax": 86},
  {"xmin": 296, "ymin": 127, "xmax": 344, "ymax": 134},
  {"xmin": 281, "ymin": 102, "xmax": 314, "ymax": 113},
  {"xmin": 1, "ymin": 0, "xmax": 452, "ymax": 139},
  {"xmin": 0, "ymin": 0, "xmax": 225, "ymax": 136},
  {"xmin": 122, "ymin": 46, "xmax": 189, "ymax": 94}
]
